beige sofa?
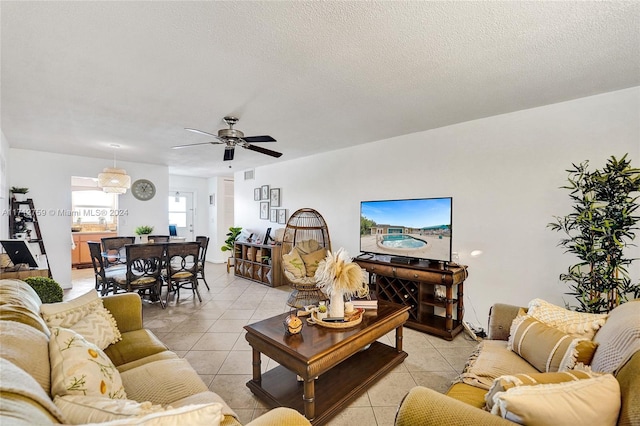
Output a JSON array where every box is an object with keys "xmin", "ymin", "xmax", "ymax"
[
  {"xmin": 0, "ymin": 279, "xmax": 310, "ymax": 425},
  {"xmin": 395, "ymin": 300, "xmax": 640, "ymax": 426}
]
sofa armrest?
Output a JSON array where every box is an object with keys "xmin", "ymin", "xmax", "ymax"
[
  {"xmin": 487, "ymin": 303, "xmax": 522, "ymax": 341},
  {"xmin": 102, "ymin": 293, "xmax": 143, "ymax": 333},
  {"xmin": 245, "ymin": 407, "xmax": 311, "ymax": 426},
  {"xmin": 395, "ymin": 387, "xmax": 513, "ymax": 426}
]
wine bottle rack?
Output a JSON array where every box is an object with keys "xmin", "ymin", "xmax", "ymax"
[{"xmin": 354, "ymin": 257, "xmax": 468, "ymax": 340}]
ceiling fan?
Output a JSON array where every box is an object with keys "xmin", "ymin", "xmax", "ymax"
[{"xmin": 172, "ymin": 116, "xmax": 282, "ymax": 161}]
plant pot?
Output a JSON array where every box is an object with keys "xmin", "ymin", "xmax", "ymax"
[
  {"xmin": 13, "ymin": 193, "xmax": 27, "ymax": 202},
  {"xmin": 139, "ymin": 235, "xmax": 148, "ymax": 243}
]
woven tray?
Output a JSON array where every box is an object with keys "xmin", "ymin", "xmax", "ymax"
[{"xmin": 307, "ymin": 308, "xmax": 364, "ymax": 329}]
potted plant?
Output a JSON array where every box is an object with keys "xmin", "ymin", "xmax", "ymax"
[
  {"xmin": 135, "ymin": 225, "xmax": 154, "ymax": 243},
  {"xmin": 10, "ymin": 187, "xmax": 29, "ymax": 202},
  {"xmin": 24, "ymin": 276, "xmax": 63, "ymax": 304},
  {"xmin": 548, "ymin": 154, "xmax": 640, "ymax": 313},
  {"xmin": 221, "ymin": 226, "xmax": 242, "ymax": 273}
]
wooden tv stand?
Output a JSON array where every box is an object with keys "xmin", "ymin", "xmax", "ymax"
[{"xmin": 354, "ymin": 256, "xmax": 468, "ymax": 340}]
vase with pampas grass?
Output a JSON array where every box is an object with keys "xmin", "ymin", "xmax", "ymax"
[{"xmin": 314, "ymin": 248, "xmax": 369, "ymax": 317}]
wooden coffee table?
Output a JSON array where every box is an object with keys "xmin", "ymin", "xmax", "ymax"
[{"xmin": 244, "ymin": 302, "xmax": 409, "ymax": 425}]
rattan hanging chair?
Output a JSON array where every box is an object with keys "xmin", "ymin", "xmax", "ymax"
[{"xmin": 281, "ymin": 208, "xmax": 332, "ymax": 308}]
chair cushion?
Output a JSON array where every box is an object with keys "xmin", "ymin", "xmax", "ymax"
[
  {"xmin": 53, "ymin": 395, "xmax": 165, "ymax": 423},
  {"xmin": 0, "ymin": 320, "xmax": 51, "ymax": 394},
  {"xmin": 78, "ymin": 403, "xmax": 223, "ymax": 426},
  {"xmin": 507, "ymin": 315, "xmax": 597, "ymax": 372},
  {"xmin": 283, "ymin": 249, "xmax": 306, "ymax": 279},
  {"xmin": 490, "ymin": 374, "xmax": 620, "ymax": 426},
  {"xmin": 49, "ymin": 326, "xmax": 127, "ymax": 399},
  {"xmin": 527, "ymin": 298, "xmax": 608, "ymax": 339},
  {"xmin": 301, "ymin": 248, "xmax": 327, "ymax": 277},
  {"xmin": 590, "ymin": 299, "xmax": 640, "ymax": 374}
]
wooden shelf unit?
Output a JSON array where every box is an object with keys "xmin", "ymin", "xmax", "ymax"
[
  {"xmin": 354, "ymin": 256, "xmax": 468, "ymax": 340},
  {"xmin": 234, "ymin": 241, "xmax": 282, "ymax": 287},
  {"xmin": 7, "ymin": 198, "xmax": 52, "ymax": 278}
]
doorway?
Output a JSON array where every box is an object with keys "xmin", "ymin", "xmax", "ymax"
[{"xmin": 168, "ymin": 191, "xmax": 194, "ymax": 240}]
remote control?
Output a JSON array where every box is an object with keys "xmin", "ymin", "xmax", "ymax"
[{"xmin": 323, "ymin": 317, "xmax": 346, "ymax": 322}]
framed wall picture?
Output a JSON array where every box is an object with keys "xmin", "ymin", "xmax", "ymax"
[
  {"xmin": 278, "ymin": 209, "xmax": 287, "ymax": 224},
  {"xmin": 260, "ymin": 201, "xmax": 269, "ymax": 220},
  {"xmin": 261, "ymin": 185, "xmax": 269, "ymax": 200},
  {"xmin": 270, "ymin": 209, "xmax": 277, "ymax": 222},
  {"xmin": 270, "ymin": 188, "xmax": 281, "ymax": 207},
  {"xmin": 254, "ymin": 188, "xmax": 261, "ymax": 201}
]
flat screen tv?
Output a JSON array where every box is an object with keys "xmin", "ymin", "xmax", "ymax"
[{"xmin": 359, "ymin": 197, "xmax": 453, "ymax": 263}]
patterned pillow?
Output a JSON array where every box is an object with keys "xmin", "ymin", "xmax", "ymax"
[
  {"xmin": 49, "ymin": 327, "xmax": 127, "ymax": 399},
  {"xmin": 490, "ymin": 374, "xmax": 620, "ymax": 426},
  {"xmin": 282, "ymin": 249, "xmax": 306, "ymax": 279},
  {"xmin": 40, "ymin": 289, "xmax": 121, "ymax": 349},
  {"xmin": 527, "ymin": 298, "xmax": 608, "ymax": 339},
  {"xmin": 508, "ymin": 315, "xmax": 598, "ymax": 372},
  {"xmin": 301, "ymin": 248, "xmax": 327, "ymax": 277},
  {"xmin": 485, "ymin": 370, "xmax": 599, "ymax": 410}
]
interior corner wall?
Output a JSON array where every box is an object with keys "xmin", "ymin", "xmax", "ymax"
[
  {"xmin": 8, "ymin": 149, "xmax": 169, "ymax": 288},
  {"xmin": 234, "ymin": 87, "xmax": 640, "ymax": 323},
  {"xmin": 0, "ymin": 130, "xmax": 9, "ymax": 240}
]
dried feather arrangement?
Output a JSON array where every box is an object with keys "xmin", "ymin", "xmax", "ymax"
[{"xmin": 314, "ymin": 248, "xmax": 368, "ymax": 298}]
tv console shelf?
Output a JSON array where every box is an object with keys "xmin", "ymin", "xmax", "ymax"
[{"xmin": 354, "ymin": 256, "xmax": 468, "ymax": 340}]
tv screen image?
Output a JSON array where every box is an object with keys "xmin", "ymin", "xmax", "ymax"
[{"xmin": 360, "ymin": 197, "xmax": 453, "ymax": 263}]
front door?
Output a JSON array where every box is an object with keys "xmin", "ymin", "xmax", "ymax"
[{"xmin": 168, "ymin": 191, "xmax": 194, "ymax": 240}]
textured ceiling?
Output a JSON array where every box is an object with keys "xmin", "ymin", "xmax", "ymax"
[{"xmin": 1, "ymin": 1, "xmax": 639, "ymax": 177}]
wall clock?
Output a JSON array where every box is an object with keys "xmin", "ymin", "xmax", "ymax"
[{"xmin": 131, "ymin": 179, "xmax": 156, "ymax": 201}]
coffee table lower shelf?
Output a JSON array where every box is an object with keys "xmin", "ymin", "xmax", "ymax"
[{"xmin": 246, "ymin": 341, "xmax": 407, "ymax": 425}]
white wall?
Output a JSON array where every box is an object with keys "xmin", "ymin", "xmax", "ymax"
[
  {"xmin": 235, "ymin": 88, "xmax": 640, "ymax": 326},
  {"xmin": 0, "ymin": 131, "xmax": 9, "ymax": 240},
  {"xmin": 8, "ymin": 149, "xmax": 169, "ymax": 288},
  {"xmin": 207, "ymin": 176, "xmax": 235, "ymax": 264}
]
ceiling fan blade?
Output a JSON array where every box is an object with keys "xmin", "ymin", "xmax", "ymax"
[
  {"xmin": 171, "ymin": 141, "xmax": 222, "ymax": 149},
  {"xmin": 223, "ymin": 146, "xmax": 235, "ymax": 161},
  {"xmin": 185, "ymin": 128, "xmax": 218, "ymax": 138},
  {"xmin": 244, "ymin": 144, "xmax": 283, "ymax": 158},
  {"xmin": 243, "ymin": 135, "xmax": 276, "ymax": 143}
]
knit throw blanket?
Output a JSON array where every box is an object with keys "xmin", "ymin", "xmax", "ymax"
[{"xmin": 0, "ymin": 358, "xmax": 65, "ymax": 423}]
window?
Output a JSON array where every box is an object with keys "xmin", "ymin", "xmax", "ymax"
[
  {"xmin": 168, "ymin": 195, "xmax": 187, "ymax": 227},
  {"xmin": 72, "ymin": 190, "xmax": 118, "ymax": 224}
]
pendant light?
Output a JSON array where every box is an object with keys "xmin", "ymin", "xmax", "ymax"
[{"xmin": 98, "ymin": 144, "xmax": 131, "ymax": 194}]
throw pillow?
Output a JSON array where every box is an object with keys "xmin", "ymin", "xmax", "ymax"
[
  {"xmin": 40, "ymin": 289, "xmax": 121, "ymax": 349},
  {"xmin": 81, "ymin": 403, "xmax": 223, "ymax": 426},
  {"xmin": 49, "ymin": 326, "xmax": 127, "ymax": 399},
  {"xmin": 490, "ymin": 374, "xmax": 620, "ymax": 426},
  {"xmin": 527, "ymin": 298, "xmax": 608, "ymax": 339},
  {"xmin": 485, "ymin": 370, "xmax": 598, "ymax": 410},
  {"xmin": 301, "ymin": 248, "xmax": 327, "ymax": 277},
  {"xmin": 508, "ymin": 315, "xmax": 598, "ymax": 372},
  {"xmin": 54, "ymin": 395, "xmax": 165, "ymax": 424},
  {"xmin": 282, "ymin": 249, "xmax": 306, "ymax": 279}
]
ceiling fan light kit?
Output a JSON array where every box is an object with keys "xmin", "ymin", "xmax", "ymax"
[{"xmin": 174, "ymin": 116, "xmax": 282, "ymax": 161}]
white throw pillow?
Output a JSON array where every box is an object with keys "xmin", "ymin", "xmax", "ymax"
[
  {"xmin": 54, "ymin": 395, "xmax": 165, "ymax": 424},
  {"xmin": 49, "ymin": 326, "xmax": 127, "ymax": 399},
  {"xmin": 82, "ymin": 403, "xmax": 223, "ymax": 426},
  {"xmin": 40, "ymin": 289, "xmax": 121, "ymax": 349},
  {"xmin": 491, "ymin": 374, "xmax": 620, "ymax": 425},
  {"xmin": 527, "ymin": 298, "xmax": 608, "ymax": 339}
]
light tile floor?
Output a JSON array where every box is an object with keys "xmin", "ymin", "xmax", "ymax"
[{"xmin": 69, "ymin": 263, "xmax": 478, "ymax": 425}]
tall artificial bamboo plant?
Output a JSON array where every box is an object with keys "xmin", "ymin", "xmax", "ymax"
[{"xmin": 548, "ymin": 154, "xmax": 640, "ymax": 313}]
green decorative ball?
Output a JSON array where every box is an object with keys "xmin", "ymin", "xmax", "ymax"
[{"xmin": 24, "ymin": 276, "xmax": 63, "ymax": 304}]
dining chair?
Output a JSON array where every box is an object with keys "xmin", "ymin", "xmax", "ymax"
[
  {"xmin": 195, "ymin": 235, "xmax": 210, "ymax": 290},
  {"xmin": 112, "ymin": 243, "xmax": 166, "ymax": 308},
  {"xmin": 165, "ymin": 242, "xmax": 201, "ymax": 304},
  {"xmin": 101, "ymin": 236, "xmax": 135, "ymax": 268},
  {"xmin": 147, "ymin": 235, "xmax": 170, "ymax": 243},
  {"xmin": 87, "ymin": 241, "xmax": 124, "ymax": 296}
]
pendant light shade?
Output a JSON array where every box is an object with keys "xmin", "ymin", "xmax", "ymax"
[{"xmin": 98, "ymin": 145, "xmax": 131, "ymax": 194}]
